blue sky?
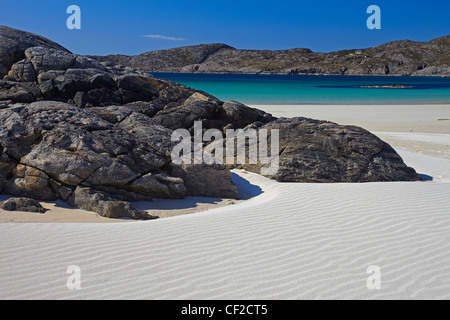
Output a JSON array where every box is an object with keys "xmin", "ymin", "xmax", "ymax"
[{"xmin": 1, "ymin": 0, "xmax": 449, "ymax": 55}]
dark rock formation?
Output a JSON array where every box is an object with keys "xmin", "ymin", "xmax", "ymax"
[
  {"xmin": 0, "ymin": 197, "xmax": 46, "ymax": 213},
  {"xmin": 90, "ymin": 35, "xmax": 450, "ymax": 77},
  {"xmin": 3, "ymin": 59, "xmax": 36, "ymax": 82},
  {"xmin": 67, "ymin": 186, "xmax": 157, "ymax": 220},
  {"xmin": 0, "ymin": 26, "xmax": 423, "ymax": 219},
  {"xmin": 0, "ymin": 101, "xmax": 239, "ymax": 218},
  {"xmin": 0, "ymin": 80, "xmax": 42, "ymax": 102},
  {"xmin": 0, "ymin": 25, "xmax": 70, "ymax": 78},
  {"xmin": 168, "ymin": 163, "xmax": 239, "ymax": 199},
  {"xmin": 236, "ymin": 118, "xmax": 420, "ymax": 182}
]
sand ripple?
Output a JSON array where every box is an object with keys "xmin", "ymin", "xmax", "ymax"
[{"xmin": 1, "ymin": 151, "xmax": 450, "ymax": 299}]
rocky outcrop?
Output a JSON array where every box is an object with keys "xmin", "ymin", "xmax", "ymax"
[
  {"xmin": 0, "ymin": 26, "xmax": 70, "ymax": 78},
  {"xmin": 3, "ymin": 59, "xmax": 36, "ymax": 82},
  {"xmin": 0, "ymin": 101, "xmax": 239, "ymax": 218},
  {"xmin": 0, "ymin": 30, "xmax": 250, "ymax": 218},
  {"xmin": 90, "ymin": 35, "xmax": 450, "ymax": 77},
  {"xmin": 0, "ymin": 197, "xmax": 46, "ymax": 213},
  {"xmin": 236, "ymin": 118, "xmax": 420, "ymax": 182},
  {"xmin": 0, "ymin": 26, "xmax": 423, "ymax": 220},
  {"xmin": 167, "ymin": 163, "xmax": 239, "ymax": 198},
  {"xmin": 25, "ymin": 46, "xmax": 77, "ymax": 75}
]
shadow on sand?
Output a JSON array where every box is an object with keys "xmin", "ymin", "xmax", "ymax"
[
  {"xmin": 231, "ymin": 172, "xmax": 263, "ymax": 200},
  {"xmin": 418, "ymin": 173, "xmax": 433, "ymax": 181},
  {"xmin": 132, "ymin": 196, "xmax": 225, "ymax": 211},
  {"xmin": 132, "ymin": 172, "xmax": 264, "ymax": 212}
]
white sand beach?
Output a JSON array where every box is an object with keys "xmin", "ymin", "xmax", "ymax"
[
  {"xmin": 251, "ymin": 104, "xmax": 450, "ymax": 134},
  {"xmin": 1, "ymin": 104, "xmax": 450, "ymax": 299}
]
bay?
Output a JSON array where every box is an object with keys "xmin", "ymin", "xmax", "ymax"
[{"xmin": 151, "ymin": 73, "xmax": 450, "ymax": 105}]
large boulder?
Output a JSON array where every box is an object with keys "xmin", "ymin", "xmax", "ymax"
[
  {"xmin": 0, "ymin": 197, "xmax": 46, "ymax": 213},
  {"xmin": 237, "ymin": 117, "xmax": 420, "ymax": 182},
  {"xmin": 151, "ymin": 93, "xmax": 273, "ymax": 132},
  {"xmin": 3, "ymin": 59, "xmax": 36, "ymax": 82},
  {"xmin": 67, "ymin": 186, "xmax": 157, "ymax": 220},
  {"xmin": 221, "ymin": 100, "xmax": 273, "ymax": 128},
  {"xmin": 24, "ymin": 46, "xmax": 76, "ymax": 75},
  {"xmin": 151, "ymin": 92, "xmax": 221, "ymax": 130},
  {"xmin": 168, "ymin": 163, "xmax": 239, "ymax": 199},
  {"xmin": 0, "ymin": 25, "xmax": 70, "ymax": 74},
  {"xmin": 208, "ymin": 100, "xmax": 274, "ymax": 130},
  {"xmin": 5, "ymin": 164, "xmax": 57, "ymax": 200},
  {"xmin": 0, "ymin": 102, "xmax": 169, "ymax": 192}
]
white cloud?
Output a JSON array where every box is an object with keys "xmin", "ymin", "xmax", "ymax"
[{"xmin": 142, "ymin": 34, "xmax": 186, "ymax": 41}]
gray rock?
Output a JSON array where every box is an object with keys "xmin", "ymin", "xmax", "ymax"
[
  {"xmin": 73, "ymin": 88, "xmax": 122, "ymax": 107},
  {"xmin": 122, "ymin": 101, "xmax": 164, "ymax": 118},
  {"xmin": 152, "ymin": 92, "xmax": 221, "ymax": 130},
  {"xmin": 25, "ymin": 46, "xmax": 76, "ymax": 74},
  {"xmin": 72, "ymin": 56, "xmax": 108, "ymax": 71},
  {"xmin": 0, "ymin": 80, "xmax": 42, "ymax": 103},
  {"xmin": 237, "ymin": 117, "xmax": 420, "ymax": 182},
  {"xmin": 115, "ymin": 74, "xmax": 159, "ymax": 102},
  {"xmin": 68, "ymin": 186, "xmax": 157, "ymax": 220},
  {"xmin": 0, "ymin": 25, "xmax": 70, "ymax": 73},
  {"xmin": 0, "ymin": 197, "xmax": 46, "ymax": 213},
  {"xmin": 0, "ymin": 148, "xmax": 16, "ymax": 193},
  {"xmin": 64, "ymin": 68, "xmax": 112, "ymax": 81},
  {"xmin": 113, "ymin": 109, "xmax": 181, "ymax": 158},
  {"xmin": 212, "ymin": 100, "xmax": 273, "ymax": 130},
  {"xmin": 0, "ymin": 101, "xmax": 240, "ymax": 216},
  {"xmin": 5, "ymin": 164, "xmax": 57, "ymax": 200},
  {"xmin": 151, "ymin": 94, "xmax": 274, "ymax": 133},
  {"xmin": 48, "ymin": 178, "xmax": 74, "ymax": 201},
  {"xmin": 0, "ymin": 64, "xmax": 7, "ymax": 78},
  {"xmin": 127, "ymin": 172, "xmax": 185, "ymax": 199},
  {"xmin": 89, "ymin": 72, "xmax": 116, "ymax": 88},
  {"xmin": 3, "ymin": 59, "xmax": 36, "ymax": 82},
  {"xmin": 37, "ymin": 70, "xmax": 65, "ymax": 84},
  {"xmin": 153, "ymin": 173, "xmax": 186, "ymax": 198},
  {"xmin": 169, "ymin": 163, "xmax": 239, "ymax": 199}
]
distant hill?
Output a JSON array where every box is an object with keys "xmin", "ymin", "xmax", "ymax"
[{"xmin": 90, "ymin": 36, "xmax": 450, "ymax": 76}]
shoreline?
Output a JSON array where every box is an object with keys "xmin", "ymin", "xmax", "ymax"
[
  {"xmin": 242, "ymin": 101, "xmax": 450, "ymax": 106},
  {"xmin": 151, "ymin": 71, "xmax": 450, "ymax": 78}
]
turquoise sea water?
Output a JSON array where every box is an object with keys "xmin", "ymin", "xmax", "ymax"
[{"xmin": 151, "ymin": 73, "xmax": 450, "ymax": 105}]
